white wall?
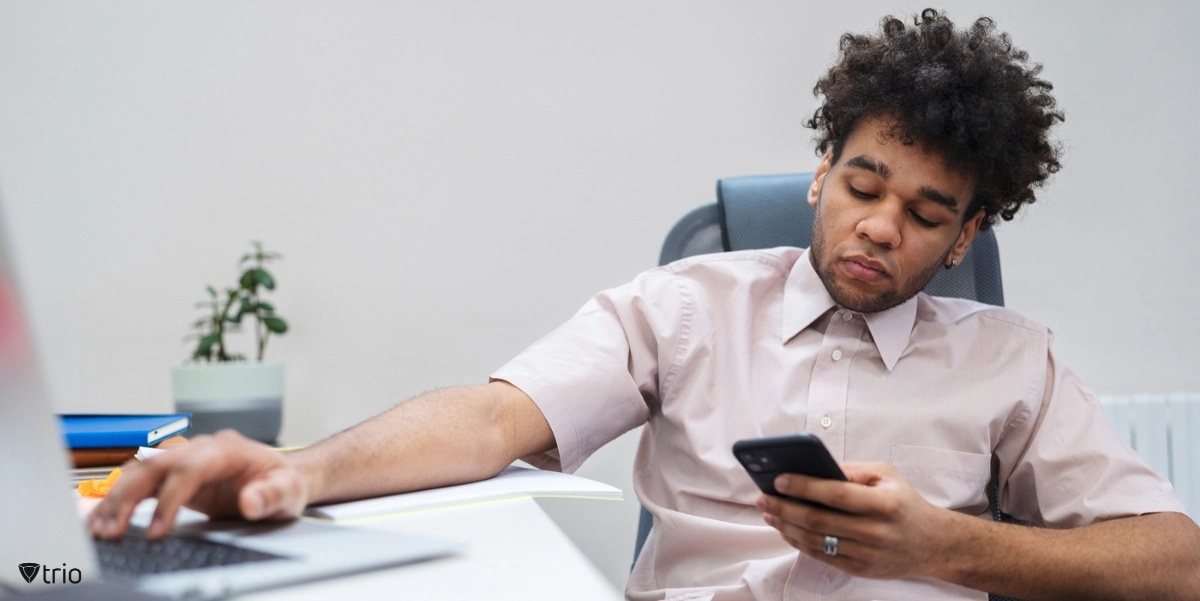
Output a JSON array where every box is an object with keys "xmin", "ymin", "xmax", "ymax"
[{"xmin": 2, "ymin": 0, "xmax": 1197, "ymax": 590}]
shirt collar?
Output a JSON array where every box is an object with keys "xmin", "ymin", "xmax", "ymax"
[
  {"xmin": 782, "ymin": 250, "xmax": 837, "ymax": 343},
  {"xmin": 782, "ymin": 249, "xmax": 918, "ymax": 372}
]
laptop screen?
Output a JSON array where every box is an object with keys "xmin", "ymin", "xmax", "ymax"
[{"xmin": 0, "ymin": 202, "xmax": 100, "ymax": 591}]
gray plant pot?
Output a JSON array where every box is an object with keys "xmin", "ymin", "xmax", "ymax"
[{"xmin": 171, "ymin": 362, "xmax": 283, "ymax": 445}]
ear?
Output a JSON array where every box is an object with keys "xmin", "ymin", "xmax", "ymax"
[
  {"xmin": 948, "ymin": 210, "xmax": 986, "ymax": 267},
  {"xmin": 808, "ymin": 149, "xmax": 834, "ymax": 207}
]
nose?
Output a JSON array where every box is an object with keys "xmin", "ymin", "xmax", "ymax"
[{"xmin": 855, "ymin": 198, "xmax": 903, "ymax": 249}]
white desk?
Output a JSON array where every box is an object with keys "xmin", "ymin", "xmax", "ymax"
[
  {"xmin": 78, "ymin": 489, "xmax": 621, "ymax": 599},
  {"xmin": 237, "ymin": 497, "xmax": 622, "ymax": 600}
]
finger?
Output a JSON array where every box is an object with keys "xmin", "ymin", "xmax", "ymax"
[
  {"xmin": 88, "ymin": 459, "xmax": 148, "ymax": 538},
  {"xmin": 146, "ymin": 460, "xmax": 211, "ymax": 539},
  {"xmin": 87, "ymin": 461, "xmax": 136, "ymax": 532},
  {"xmin": 90, "ymin": 457, "xmax": 171, "ymax": 539},
  {"xmin": 791, "ymin": 533, "xmax": 868, "ymax": 574},
  {"xmin": 839, "ymin": 461, "xmax": 891, "ymax": 485},
  {"xmin": 778, "ymin": 525, "xmax": 872, "ymax": 575},
  {"xmin": 773, "ymin": 473, "xmax": 883, "ymax": 515},
  {"xmin": 762, "ymin": 496, "xmax": 877, "ymax": 542},
  {"xmin": 87, "ymin": 459, "xmax": 139, "ymax": 520},
  {"xmin": 240, "ymin": 467, "xmax": 305, "ymax": 520},
  {"xmin": 765, "ymin": 512, "xmax": 870, "ymax": 561}
]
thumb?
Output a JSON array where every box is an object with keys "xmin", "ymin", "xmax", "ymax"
[
  {"xmin": 239, "ymin": 468, "xmax": 304, "ymax": 520},
  {"xmin": 239, "ymin": 483, "xmax": 271, "ymax": 520},
  {"xmin": 839, "ymin": 461, "xmax": 889, "ymax": 486}
]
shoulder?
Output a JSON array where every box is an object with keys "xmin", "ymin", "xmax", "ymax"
[
  {"xmin": 915, "ymin": 293, "xmax": 1049, "ymax": 339},
  {"xmin": 660, "ymin": 246, "xmax": 801, "ymax": 281}
]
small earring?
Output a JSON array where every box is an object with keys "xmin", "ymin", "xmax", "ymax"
[{"xmin": 946, "ymin": 258, "xmax": 958, "ymax": 270}]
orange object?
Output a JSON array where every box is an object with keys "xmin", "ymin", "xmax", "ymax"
[{"xmin": 77, "ymin": 467, "xmax": 121, "ymax": 498}]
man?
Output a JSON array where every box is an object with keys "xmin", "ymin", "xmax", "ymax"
[{"xmin": 90, "ymin": 10, "xmax": 1200, "ymax": 600}]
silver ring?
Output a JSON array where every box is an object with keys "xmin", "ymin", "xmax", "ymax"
[{"xmin": 823, "ymin": 535, "xmax": 838, "ymax": 556}]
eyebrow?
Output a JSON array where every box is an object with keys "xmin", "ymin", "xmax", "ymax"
[
  {"xmin": 843, "ymin": 154, "xmax": 961, "ymax": 215},
  {"xmin": 845, "ymin": 155, "xmax": 890, "ymax": 179},
  {"xmin": 917, "ymin": 186, "xmax": 961, "ymax": 215}
]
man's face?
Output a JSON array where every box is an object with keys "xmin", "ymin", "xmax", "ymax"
[{"xmin": 807, "ymin": 116, "xmax": 985, "ymax": 313}]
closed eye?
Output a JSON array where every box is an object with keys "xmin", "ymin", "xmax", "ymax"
[
  {"xmin": 849, "ymin": 182, "xmax": 943, "ymax": 227},
  {"xmin": 848, "ymin": 184, "xmax": 876, "ymax": 199},
  {"xmin": 910, "ymin": 211, "xmax": 941, "ymax": 228}
]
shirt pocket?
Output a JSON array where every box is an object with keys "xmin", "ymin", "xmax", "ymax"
[{"xmin": 889, "ymin": 444, "xmax": 991, "ymax": 511}]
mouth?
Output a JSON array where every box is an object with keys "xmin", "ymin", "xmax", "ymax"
[{"xmin": 839, "ymin": 255, "xmax": 890, "ymax": 284}]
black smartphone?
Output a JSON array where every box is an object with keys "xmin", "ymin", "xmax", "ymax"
[{"xmin": 733, "ymin": 433, "xmax": 848, "ymax": 506}]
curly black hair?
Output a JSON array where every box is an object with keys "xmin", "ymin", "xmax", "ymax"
[{"xmin": 806, "ymin": 9, "xmax": 1064, "ymax": 229}]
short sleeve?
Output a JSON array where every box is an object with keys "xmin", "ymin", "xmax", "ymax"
[
  {"xmin": 490, "ymin": 266, "xmax": 690, "ymax": 474},
  {"xmin": 995, "ymin": 340, "xmax": 1187, "ymax": 527}
]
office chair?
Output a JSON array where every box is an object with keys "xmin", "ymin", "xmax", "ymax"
[
  {"xmin": 657, "ymin": 173, "xmax": 1003, "ymax": 303},
  {"xmin": 638, "ymin": 173, "xmax": 1022, "ymax": 601}
]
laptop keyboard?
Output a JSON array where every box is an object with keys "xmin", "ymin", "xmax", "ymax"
[{"xmin": 95, "ymin": 527, "xmax": 286, "ymax": 579}]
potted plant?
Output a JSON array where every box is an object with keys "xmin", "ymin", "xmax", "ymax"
[{"xmin": 171, "ymin": 242, "xmax": 289, "ymax": 444}]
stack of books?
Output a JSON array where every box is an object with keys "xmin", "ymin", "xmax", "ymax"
[{"xmin": 60, "ymin": 414, "xmax": 192, "ymax": 484}]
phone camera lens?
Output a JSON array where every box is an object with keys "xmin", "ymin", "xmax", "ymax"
[
  {"xmin": 758, "ymin": 455, "xmax": 774, "ymax": 469},
  {"xmin": 740, "ymin": 452, "xmax": 755, "ymax": 463},
  {"xmin": 747, "ymin": 463, "xmax": 763, "ymax": 473}
]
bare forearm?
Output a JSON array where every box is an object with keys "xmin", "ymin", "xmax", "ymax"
[
  {"xmin": 934, "ymin": 511, "xmax": 1200, "ymax": 600},
  {"xmin": 286, "ymin": 382, "xmax": 553, "ymax": 505}
]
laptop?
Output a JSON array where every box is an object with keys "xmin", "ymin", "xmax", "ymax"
[{"xmin": 0, "ymin": 204, "xmax": 459, "ymax": 599}]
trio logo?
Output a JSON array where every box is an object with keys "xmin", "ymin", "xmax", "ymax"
[
  {"xmin": 17, "ymin": 563, "xmax": 39, "ymax": 583},
  {"xmin": 16, "ymin": 562, "xmax": 82, "ymax": 584}
]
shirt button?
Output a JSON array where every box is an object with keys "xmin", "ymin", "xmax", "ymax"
[
  {"xmin": 820, "ymin": 416, "xmax": 833, "ymax": 429},
  {"xmin": 832, "ymin": 349, "xmax": 842, "ymax": 361},
  {"xmin": 841, "ymin": 311, "xmax": 853, "ymax": 322}
]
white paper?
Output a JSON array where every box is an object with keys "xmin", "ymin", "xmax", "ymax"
[{"xmin": 303, "ymin": 466, "xmax": 623, "ymax": 521}]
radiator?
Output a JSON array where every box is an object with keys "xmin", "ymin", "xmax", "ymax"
[{"xmin": 1099, "ymin": 393, "xmax": 1200, "ymax": 518}]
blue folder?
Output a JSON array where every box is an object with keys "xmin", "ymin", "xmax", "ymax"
[{"xmin": 59, "ymin": 414, "xmax": 192, "ymax": 449}]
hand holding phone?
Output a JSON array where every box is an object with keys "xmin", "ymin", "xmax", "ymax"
[{"xmin": 733, "ymin": 433, "xmax": 847, "ymax": 507}]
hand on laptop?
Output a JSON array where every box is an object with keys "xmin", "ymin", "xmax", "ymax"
[{"xmin": 88, "ymin": 430, "xmax": 309, "ymax": 540}]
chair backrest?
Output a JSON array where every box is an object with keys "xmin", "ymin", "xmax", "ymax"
[
  {"xmin": 659, "ymin": 173, "xmax": 1004, "ymax": 304},
  {"xmin": 634, "ymin": 172, "xmax": 1009, "ymax": 582}
]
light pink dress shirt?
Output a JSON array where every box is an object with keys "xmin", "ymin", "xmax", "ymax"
[{"xmin": 491, "ymin": 247, "xmax": 1185, "ymax": 601}]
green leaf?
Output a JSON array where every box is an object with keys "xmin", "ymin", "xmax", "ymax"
[
  {"xmin": 239, "ymin": 253, "xmax": 254, "ymax": 265},
  {"xmin": 206, "ymin": 285, "xmax": 217, "ymax": 298},
  {"xmin": 192, "ymin": 318, "xmax": 209, "ymax": 328},
  {"xmin": 257, "ymin": 268, "xmax": 276, "ymax": 290},
  {"xmin": 194, "ymin": 332, "xmax": 221, "ymax": 356},
  {"xmin": 240, "ymin": 269, "xmax": 258, "ymax": 291},
  {"xmin": 262, "ymin": 316, "xmax": 288, "ymax": 334},
  {"xmin": 225, "ymin": 314, "xmax": 242, "ymax": 324},
  {"xmin": 256, "ymin": 301, "xmax": 274, "ymax": 313}
]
